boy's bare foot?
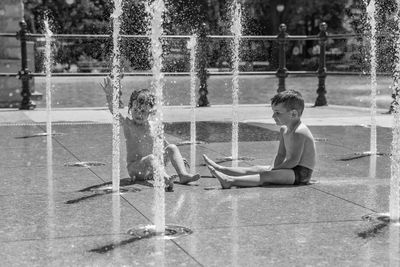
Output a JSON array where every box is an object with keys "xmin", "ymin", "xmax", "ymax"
[
  {"xmin": 203, "ymin": 154, "xmax": 222, "ymax": 177},
  {"xmin": 178, "ymin": 173, "xmax": 201, "ymax": 185},
  {"xmin": 208, "ymin": 166, "xmax": 233, "ymax": 189},
  {"xmin": 202, "ymin": 154, "xmax": 220, "ymax": 170}
]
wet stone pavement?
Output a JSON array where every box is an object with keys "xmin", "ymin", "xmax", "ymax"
[{"xmin": 0, "ymin": 105, "xmax": 399, "ymax": 266}]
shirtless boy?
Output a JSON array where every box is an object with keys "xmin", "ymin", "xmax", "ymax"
[
  {"xmin": 101, "ymin": 77, "xmax": 200, "ymax": 190},
  {"xmin": 203, "ymin": 90, "xmax": 316, "ymax": 188}
]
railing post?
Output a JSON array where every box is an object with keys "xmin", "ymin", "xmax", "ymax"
[
  {"xmin": 276, "ymin": 24, "xmax": 288, "ymax": 93},
  {"xmin": 314, "ymin": 22, "xmax": 328, "ymax": 106},
  {"xmin": 17, "ymin": 19, "xmax": 35, "ymax": 110},
  {"xmin": 197, "ymin": 23, "xmax": 210, "ymax": 107}
]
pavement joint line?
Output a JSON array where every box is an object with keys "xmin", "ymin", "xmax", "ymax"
[
  {"xmin": 0, "ymin": 122, "xmax": 112, "ymax": 127},
  {"xmin": 307, "ymin": 185, "xmax": 378, "ymax": 213},
  {"xmin": 0, "ymin": 232, "xmax": 132, "ymax": 244},
  {"xmin": 184, "ymin": 218, "xmax": 366, "ymax": 232},
  {"xmin": 36, "ymin": 124, "xmax": 110, "ymax": 186},
  {"xmin": 169, "ymin": 239, "xmax": 205, "ymax": 267},
  {"xmin": 0, "ymin": 218, "xmax": 366, "ymax": 245}
]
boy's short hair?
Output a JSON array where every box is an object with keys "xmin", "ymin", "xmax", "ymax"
[
  {"xmin": 128, "ymin": 89, "xmax": 155, "ymax": 113},
  {"xmin": 271, "ymin": 90, "xmax": 305, "ymax": 115}
]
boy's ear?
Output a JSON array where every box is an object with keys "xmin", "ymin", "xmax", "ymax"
[{"xmin": 290, "ymin": 110, "xmax": 299, "ymax": 118}]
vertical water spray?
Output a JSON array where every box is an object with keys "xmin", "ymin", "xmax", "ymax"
[
  {"xmin": 366, "ymin": 0, "xmax": 377, "ymax": 177},
  {"xmin": 230, "ymin": 0, "xmax": 242, "ymax": 167},
  {"xmin": 44, "ymin": 19, "xmax": 53, "ymax": 138},
  {"xmin": 111, "ymin": 0, "xmax": 123, "ymax": 193},
  {"xmin": 44, "ymin": 18, "xmax": 55, "ymax": 246},
  {"xmin": 390, "ymin": 0, "xmax": 400, "ymax": 223},
  {"xmin": 147, "ymin": 0, "xmax": 166, "ymax": 234},
  {"xmin": 188, "ymin": 35, "xmax": 198, "ymax": 172}
]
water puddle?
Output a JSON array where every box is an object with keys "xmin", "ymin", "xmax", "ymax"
[
  {"xmin": 337, "ymin": 151, "xmax": 389, "ymax": 161},
  {"xmin": 357, "ymin": 213, "xmax": 391, "ymax": 239},
  {"xmin": 64, "ymin": 161, "xmax": 106, "ymax": 167},
  {"xmin": 165, "ymin": 121, "xmax": 280, "ymax": 143},
  {"xmin": 15, "ymin": 132, "xmax": 64, "ymax": 139}
]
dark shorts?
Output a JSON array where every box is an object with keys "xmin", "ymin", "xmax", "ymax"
[{"xmin": 293, "ymin": 165, "xmax": 313, "ymax": 185}]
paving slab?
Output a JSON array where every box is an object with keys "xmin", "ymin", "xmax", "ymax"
[{"xmin": 0, "ymin": 105, "xmax": 398, "ymax": 266}]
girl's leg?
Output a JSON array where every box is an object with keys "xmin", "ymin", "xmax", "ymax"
[
  {"xmin": 203, "ymin": 154, "xmax": 270, "ymax": 176},
  {"xmin": 209, "ymin": 167, "xmax": 295, "ymax": 189},
  {"xmin": 165, "ymin": 144, "xmax": 200, "ymax": 184}
]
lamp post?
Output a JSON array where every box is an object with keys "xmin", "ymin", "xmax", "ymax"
[
  {"xmin": 18, "ymin": 0, "xmax": 35, "ymax": 110},
  {"xmin": 276, "ymin": 3, "xmax": 285, "ymax": 25}
]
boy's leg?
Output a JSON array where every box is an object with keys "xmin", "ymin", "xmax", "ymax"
[
  {"xmin": 259, "ymin": 169, "xmax": 295, "ymax": 185},
  {"xmin": 165, "ymin": 144, "xmax": 200, "ymax": 184},
  {"xmin": 209, "ymin": 167, "xmax": 295, "ymax": 189},
  {"xmin": 203, "ymin": 154, "xmax": 270, "ymax": 176}
]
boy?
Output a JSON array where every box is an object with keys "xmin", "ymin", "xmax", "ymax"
[
  {"xmin": 101, "ymin": 77, "xmax": 200, "ymax": 190},
  {"xmin": 203, "ymin": 90, "xmax": 316, "ymax": 188}
]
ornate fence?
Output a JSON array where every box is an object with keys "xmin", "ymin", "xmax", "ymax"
[{"xmin": 0, "ymin": 21, "xmax": 374, "ymax": 109}]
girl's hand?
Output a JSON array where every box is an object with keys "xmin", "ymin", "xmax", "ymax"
[{"xmin": 100, "ymin": 76, "xmax": 113, "ymax": 97}]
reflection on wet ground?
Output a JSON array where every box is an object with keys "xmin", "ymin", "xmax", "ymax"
[
  {"xmin": 165, "ymin": 121, "xmax": 280, "ymax": 143},
  {"xmin": 1, "ymin": 117, "xmax": 398, "ymax": 266}
]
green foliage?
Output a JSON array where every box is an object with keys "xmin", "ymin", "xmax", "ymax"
[{"xmin": 24, "ymin": 0, "xmax": 400, "ymax": 73}]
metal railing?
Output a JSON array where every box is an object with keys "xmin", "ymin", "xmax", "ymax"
[{"xmin": 0, "ymin": 20, "xmax": 371, "ymax": 109}]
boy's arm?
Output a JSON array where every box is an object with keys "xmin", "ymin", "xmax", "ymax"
[
  {"xmin": 100, "ymin": 77, "xmax": 126, "ymax": 121},
  {"xmin": 273, "ymin": 132, "xmax": 305, "ymax": 170},
  {"xmin": 273, "ymin": 128, "xmax": 286, "ymax": 168}
]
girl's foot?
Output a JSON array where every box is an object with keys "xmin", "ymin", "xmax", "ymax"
[
  {"xmin": 164, "ymin": 176, "xmax": 176, "ymax": 192},
  {"xmin": 208, "ymin": 166, "xmax": 233, "ymax": 189},
  {"xmin": 178, "ymin": 173, "xmax": 201, "ymax": 184}
]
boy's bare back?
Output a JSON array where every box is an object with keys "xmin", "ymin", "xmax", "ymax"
[{"xmin": 280, "ymin": 122, "xmax": 316, "ymax": 171}]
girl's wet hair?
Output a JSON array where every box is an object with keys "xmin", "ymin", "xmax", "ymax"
[
  {"xmin": 128, "ymin": 89, "xmax": 156, "ymax": 114},
  {"xmin": 271, "ymin": 90, "xmax": 304, "ymax": 115}
]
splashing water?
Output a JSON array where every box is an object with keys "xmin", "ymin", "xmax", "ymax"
[
  {"xmin": 389, "ymin": 1, "xmax": 400, "ymax": 223},
  {"xmin": 111, "ymin": 0, "xmax": 123, "ymax": 193},
  {"xmin": 147, "ymin": 0, "xmax": 166, "ymax": 234},
  {"xmin": 44, "ymin": 17, "xmax": 55, "ymax": 245},
  {"xmin": 365, "ymin": 0, "xmax": 377, "ymax": 177},
  {"xmin": 44, "ymin": 19, "xmax": 53, "ymax": 139},
  {"xmin": 230, "ymin": 0, "xmax": 242, "ymax": 167},
  {"xmin": 391, "ymin": 97, "xmax": 400, "ymax": 222},
  {"xmin": 188, "ymin": 35, "xmax": 198, "ymax": 172}
]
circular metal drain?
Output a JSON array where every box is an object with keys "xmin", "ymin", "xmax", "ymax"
[
  {"xmin": 177, "ymin": 140, "xmax": 207, "ymax": 146},
  {"xmin": 127, "ymin": 224, "xmax": 192, "ymax": 240},
  {"xmin": 64, "ymin": 161, "xmax": 106, "ymax": 167},
  {"xmin": 90, "ymin": 186, "xmax": 140, "ymax": 194},
  {"xmin": 362, "ymin": 213, "xmax": 390, "ymax": 223},
  {"xmin": 90, "ymin": 187, "xmax": 130, "ymax": 194}
]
